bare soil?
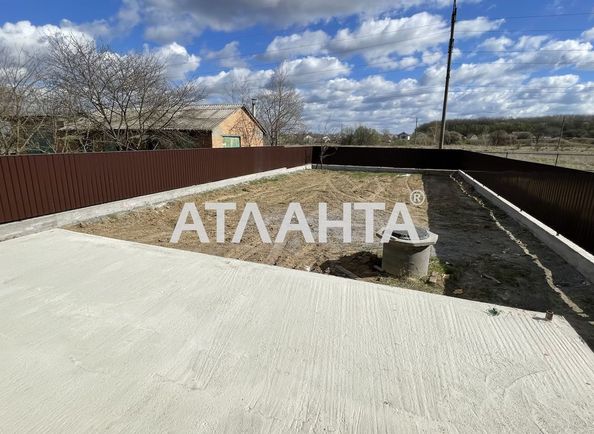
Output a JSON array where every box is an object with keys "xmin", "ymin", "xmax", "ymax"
[{"xmin": 69, "ymin": 170, "xmax": 594, "ymax": 348}]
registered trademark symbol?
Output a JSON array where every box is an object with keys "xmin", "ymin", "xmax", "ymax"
[{"xmin": 410, "ymin": 190, "xmax": 426, "ymax": 206}]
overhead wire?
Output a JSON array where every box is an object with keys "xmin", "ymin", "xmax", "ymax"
[{"xmin": 179, "ymin": 9, "xmax": 594, "ymax": 111}]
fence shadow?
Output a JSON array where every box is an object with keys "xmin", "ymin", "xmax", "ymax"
[{"xmin": 423, "ymin": 173, "xmax": 594, "ymax": 350}]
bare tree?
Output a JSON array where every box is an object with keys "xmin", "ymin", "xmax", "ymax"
[
  {"xmin": 256, "ymin": 66, "xmax": 304, "ymax": 146},
  {"xmin": 37, "ymin": 89, "xmax": 92, "ymax": 153},
  {"xmin": 0, "ymin": 47, "xmax": 47, "ymax": 155},
  {"xmin": 45, "ymin": 34, "xmax": 204, "ymax": 151},
  {"xmin": 224, "ymin": 74, "xmax": 253, "ymax": 106}
]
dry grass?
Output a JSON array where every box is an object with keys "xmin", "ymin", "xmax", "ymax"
[{"xmin": 69, "ymin": 170, "xmax": 594, "ymax": 348}]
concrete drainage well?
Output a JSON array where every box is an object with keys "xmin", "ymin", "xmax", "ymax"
[{"xmin": 377, "ymin": 226, "xmax": 439, "ymax": 277}]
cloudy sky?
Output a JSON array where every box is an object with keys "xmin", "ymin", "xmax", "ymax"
[{"xmin": 2, "ymin": 0, "xmax": 594, "ymax": 132}]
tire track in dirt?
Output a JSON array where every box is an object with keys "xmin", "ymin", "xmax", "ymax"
[{"xmin": 71, "ymin": 170, "xmax": 594, "ymax": 351}]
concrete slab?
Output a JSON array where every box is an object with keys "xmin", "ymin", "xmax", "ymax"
[{"xmin": 1, "ymin": 230, "xmax": 593, "ymax": 432}]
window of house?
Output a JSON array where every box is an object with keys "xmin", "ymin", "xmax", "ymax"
[{"xmin": 223, "ymin": 136, "xmax": 241, "ymax": 148}]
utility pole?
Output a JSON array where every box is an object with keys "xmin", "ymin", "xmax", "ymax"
[
  {"xmin": 557, "ymin": 115, "xmax": 565, "ymax": 151},
  {"xmin": 439, "ymin": 0, "xmax": 457, "ymax": 150},
  {"xmin": 413, "ymin": 117, "xmax": 418, "ymax": 146}
]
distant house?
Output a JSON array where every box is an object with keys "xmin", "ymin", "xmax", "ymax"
[
  {"xmin": 170, "ymin": 104, "xmax": 266, "ymax": 148},
  {"xmin": 60, "ymin": 104, "xmax": 266, "ymax": 149},
  {"xmin": 397, "ymin": 132, "xmax": 411, "ymax": 141}
]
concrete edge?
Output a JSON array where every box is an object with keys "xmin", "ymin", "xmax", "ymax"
[
  {"xmin": 316, "ymin": 164, "xmax": 456, "ymax": 175},
  {"xmin": 0, "ymin": 164, "xmax": 311, "ymax": 242},
  {"xmin": 459, "ymin": 170, "xmax": 594, "ymax": 284},
  {"xmin": 27, "ymin": 228, "xmax": 566, "ymax": 317}
]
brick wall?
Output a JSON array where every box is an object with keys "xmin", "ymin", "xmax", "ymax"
[{"xmin": 212, "ymin": 108, "xmax": 265, "ymax": 148}]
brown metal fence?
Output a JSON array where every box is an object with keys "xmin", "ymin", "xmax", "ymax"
[
  {"xmin": 313, "ymin": 146, "xmax": 594, "ymax": 253},
  {"xmin": 0, "ymin": 147, "xmax": 311, "ymax": 224},
  {"xmin": 1, "ymin": 145, "xmax": 592, "ymax": 253},
  {"xmin": 467, "ymin": 170, "xmax": 594, "ymax": 252},
  {"xmin": 456, "ymin": 152, "xmax": 594, "ymax": 253}
]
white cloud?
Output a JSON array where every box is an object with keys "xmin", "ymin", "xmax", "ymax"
[
  {"xmin": 151, "ymin": 42, "xmax": 201, "ymax": 80},
  {"xmin": 143, "ymin": 16, "xmax": 200, "ymax": 44},
  {"xmin": 479, "ymin": 36, "xmax": 513, "ymax": 51},
  {"xmin": 205, "ymin": 41, "xmax": 247, "ymax": 68},
  {"xmin": 298, "ymin": 74, "xmax": 444, "ymax": 131},
  {"xmin": 282, "ymin": 56, "xmax": 351, "ymax": 84},
  {"xmin": 117, "ymin": 0, "xmax": 142, "ymax": 30},
  {"xmin": 59, "ymin": 18, "xmax": 111, "ymax": 39},
  {"xmin": 263, "ymin": 13, "xmax": 503, "ymax": 71},
  {"xmin": 300, "ymin": 71, "xmax": 594, "ymax": 132},
  {"xmin": 453, "ymin": 62, "xmax": 525, "ymax": 87},
  {"xmin": 192, "ymin": 21, "xmax": 594, "ymax": 132},
  {"xmin": 526, "ymin": 74, "xmax": 580, "ymax": 88},
  {"xmin": 2, "ymin": 5, "xmax": 592, "ymax": 132},
  {"xmin": 198, "ymin": 53, "xmax": 594, "ymax": 133},
  {"xmin": 421, "ymin": 51, "xmax": 443, "ymax": 65},
  {"xmin": 509, "ymin": 38, "xmax": 594, "ymax": 72},
  {"xmin": 328, "ymin": 13, "xmax": 448, "ymax": 68},
  {"xmin": 514, "ymin": 35, "xmax": 549, "ymax": 51},
  {"xmin": 0, "ymin": 21, "xmax": 201, "ymax": 81},
  {"xmin": 397, "ymin": 56, "xmax": 420, "ymax": 69},
  {"xmin": 194, "ymin": 67, "xmax": 273, "ymax": 100},
  {"xmin": 195, "ymin": 56, "xmax": 350, "ymax": 99},
  {"xmin": 60, "ymin": 0, "xmax": 141, "ymax": 39},
  {"xmin": 582, "ymin": 27, "xmax": 594, "ymax": 42},
  {"xmin": 264, "ymin": 30, "xmax": 330, "ymax": 61},
  {"xmin": 0, "ymin": 20, "xmax": 92, "ymax": 57},
  {"xmin": 138, "ymin": 0, "xmax": 482, "ymax": 42},
  {"xmin": 456, "ymin": 17, "xmax": 505, "ymax": 38}
]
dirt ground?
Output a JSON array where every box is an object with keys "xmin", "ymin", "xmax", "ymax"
[{"xmin": 69, "ymin": 170, "xmax": 594, "ymax": 348}]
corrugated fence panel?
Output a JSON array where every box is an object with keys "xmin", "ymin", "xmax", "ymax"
[
  {"xmin": 467, "ymin": 169, "xmax": 594, "ymax": 253},
  {"xmin": 311, "ymin": 146, "xmax": 464, "ymax": 169},
  {"xmin": 313, "ymin": 146, "xmax": 593, "ymax": 253},
  {"xmin": 458, "ymin": 151, "xmax": 594, "ymax": 253},
  {"xmin": 0, "ymin": 147, "xmax": 311, "ymax": 225},
  {"xmin": 1, "ymin": 145, "xmax": 591, "ymax": 253}
]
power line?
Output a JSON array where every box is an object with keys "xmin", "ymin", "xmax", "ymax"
[
  {"xmin": 359, "ymin": 86, "xmax": 594, "ymax": 104},
  {"xmin": 452, "ymin": 61, "xmax": 594, "ymax": 66},
  {"xmin": 195, "ymin": 55, "xmax": 594, "ymax": 90},
  {"xmin": 457, "ymin": 28, "xmax": 593, "ymax": 33},
  {"xmin": 200, "ymin": 29, "xmax": 590, "ymax": 66},
  {"xmin": 170, "ymin": 50, "xmax": 594, "ymax": 77},
  {"xmin": 199, "ymin": 15, "xmax": 593, "ymax": 63},
  {"xmin": 465, "ymin": 11, "xmax": 594, "ymax": 20},
  {"xmin": 174, "ymin": 9, "xmax": 594, "ymax": 63},
  {"xmin": 180, "ymin": 7, "xmax": 594, "ymax": 107},
  {"xmin": 240, "ymin": 74, "xmax": 592, "ymax": 102},
  {"xmin": 204, "ymin": 29, "xmax": 449, "ymax": 63},
  {"xmin": 172, "ymin": 53, "xmax": 594, "ymax": 85},
  {"xmin": 460, "ymin": 49, "xmax": 594, "ymax": 53},
  {"xmin": 173, "ymin": 11, "xmax": 594, "ymax": 75},
  {"xmin": 190, "ymin": 40, "xmax": 594, "ymax": 88},
  {"xmin": 153, "ymin": 14, "xmax": 594, "ymax": 74},
  {"xmin": 192, "ymin": 31, "xmax": 594, "ymax": 79},
  {"xmin": 206, "ymin": 11, "xmax": 594, "ymax": 62}
]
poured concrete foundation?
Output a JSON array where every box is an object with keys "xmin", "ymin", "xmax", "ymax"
[{"xmin": 0, "ymin": 230, "xmax": 593, "ymax": 432}]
